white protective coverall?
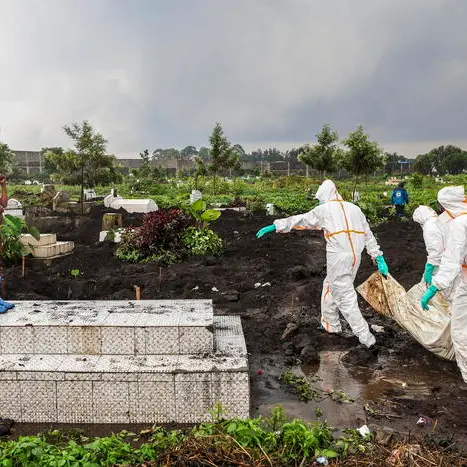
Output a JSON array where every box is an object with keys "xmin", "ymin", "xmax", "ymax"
[
  {"xmin": 412, "ymin": 206, "xmax": 443, "ymax": 267},
  {"xmin": 412, "ymin": 205, "xmax": 457, "ymax": 301},
  {"xmin": 273, "ymin": 180, "xmax": 382, "ymax": 347},
  {"xmin": 432, "ymin": 186, "xmax": 467, "ymax": 382}
]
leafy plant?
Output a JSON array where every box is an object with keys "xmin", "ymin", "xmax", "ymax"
[
  {"xmin": 0, "ymin": 214, "xmax": 40, "ymax": 262},
  {"xmin": 280, "ymin": 370, "xmax": 355, "ymax": 405},
  {"xmin": 116, "ymin": 209, "xmax": 192, "ymax": 265},
  {"xmin": 183, "ymin": 226, "xmax": 223, "ymax": 256},
  {"xmin": 70, "ymin": 268, "xmax": 80, "ymax": 278},
  {"xmin": 246, "ymin": 197, "xmax": 265, "ymax": 214},
  {"xmin": 187, "ymin": 199, "xmax": 221, "ymax": 229}
]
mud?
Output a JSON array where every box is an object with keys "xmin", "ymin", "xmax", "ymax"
[{"xmin": 4, "ymin": 208, "xmax": 467, "ymax": 448}]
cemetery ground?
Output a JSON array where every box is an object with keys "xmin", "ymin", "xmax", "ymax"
[{"xmin": 4, "ymin": 206, "xmax": 467, "ymax": 458}]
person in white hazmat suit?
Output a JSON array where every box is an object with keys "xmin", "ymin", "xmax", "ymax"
[
  {"xmin": 256, "ymin": 179, "xmax": 389, "ymax": 348},
  {"xmin": 412, "ymin": 206, "xmax": 444, "ymax": 286},
  {"xmin": 413, "ymin": 204, "xmax": 457, "ymax": 302},
  {"xmin": 422, "ymin": 186, "xmax": 467, "ymax": 382}
]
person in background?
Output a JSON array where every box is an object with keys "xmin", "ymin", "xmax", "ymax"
[
  {"xmin": 256, "ymin": 179, "xmax": 389, "ymax": 349},
  {"xmin": 390, "ymin": 182, "xmax": 409, "ymax": 218}
]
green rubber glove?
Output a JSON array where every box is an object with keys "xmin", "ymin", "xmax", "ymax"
[
  {"xmin": 421, "ymin": 285, "xmax": 438, "ymax": 310},
  {"xmin": 256, "ymin": 224, "xmax": 276, "ymax": 238},
  {"xmin": 375, "ymin": 255, "xmax": 389, "ymax": 277},
  {"xmin": 423, "ymin": 263, "xmax": 435, "ymax": 285}
]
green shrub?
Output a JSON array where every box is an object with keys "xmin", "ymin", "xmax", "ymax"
[
  {"xmin": 246, "ymin": 198, "xmax": 265, "ymax": 213},
  {"xmin": 0, "ymin": 214, "xmax": 40, "ymax": 263},
  {"xmin": 116, "ymin": 209, "xmax": 191, "ymax": 265},
  {"xmin": 183, "ymin": 227, "xmax": 223, "ymax": 256}
]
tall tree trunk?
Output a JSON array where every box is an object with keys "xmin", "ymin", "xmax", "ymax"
[
  {"xmin": 306, "ymin": 165, "xmax": 309, "ymax": 177},
  {"xmin": 287, "ymin": 161, "xmax": 290, "ymax": 176}
]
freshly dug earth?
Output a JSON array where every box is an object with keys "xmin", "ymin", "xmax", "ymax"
[{"xmin": 5, "ymin": 207, "xmax": 467, "ymax": 450}]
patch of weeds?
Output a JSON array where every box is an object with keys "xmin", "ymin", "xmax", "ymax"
[
  {"xmin": 280, "ymin": 370, "xmax": 355, "ymax": 404},
  {"xmin": 334, "ymin": 428, "xmax": 373, "ymax": 457},
  {"xmin": 328, "ymin": 389, "xmax": 354, "ymax": 404},
  {"xmin": 279, "ymin": 370, "xmax": 321, "ymax": 402}
]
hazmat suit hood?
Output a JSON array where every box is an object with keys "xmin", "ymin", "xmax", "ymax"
[
  {"xmin": 314, "ymin": 180, "xmax": 343, "ymax": 204},
  {"xmin": 437, "ymin": 186, "xmax": 467, "ymax": 217},
  {"xmin": 413, "ymin": 205, "xmax": 437, "ymax": 226}
]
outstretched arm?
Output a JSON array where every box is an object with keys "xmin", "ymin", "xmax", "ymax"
[{"xmin": 273, "ymin": 208, "xmax": 322, "ymax": 233}]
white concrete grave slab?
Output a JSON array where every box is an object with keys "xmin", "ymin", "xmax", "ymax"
[
  {"xmin": 0, "ymin": 299, "xmax": 249, "ymax": 424},
  {"xmin": 20, "ymin": 234, "xmax": 74, "ymax": 258},
  {"xmin": 7, "ymin": 198, "xmax": 22, "ymax": 209},
  {"xmin": 0, "ymin": 300, "xmax": 214, "ymax": 355},
  {"xmin": 104, "ymin": 191, "xmax": 158, "ymax": 213},
  {"xmin": 5, "ymin": 198, "xmax": 24, "ymax": 218}
]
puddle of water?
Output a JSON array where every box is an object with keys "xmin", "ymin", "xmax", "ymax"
[{"xmin": 258, "ymin": 349, "xmax": 460, "ymax": 428}]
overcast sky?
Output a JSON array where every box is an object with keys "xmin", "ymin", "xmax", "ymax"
[{"xmin": 1, "ymin": 0, "xmax": 466, "ymax": 157}]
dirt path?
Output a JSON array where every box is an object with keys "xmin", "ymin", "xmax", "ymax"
[{"xmin": 5, "ymin": 208, "xmax": 467, "ymax": 449}]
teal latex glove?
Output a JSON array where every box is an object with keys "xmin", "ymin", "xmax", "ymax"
[
  {"xmin": 421, "ymin": 285, "xmax": 438, "ymax": 310},
  {"xmin": 256, "ymin": 224, "xmax": 276, "ymax": 238},
  {"xmin": 423, "ymin": 263, "xmax": 435, "ymax": 285},
  {"xmin": 375, "ymin": 255, "xmax": 389, "ymax": 277}
]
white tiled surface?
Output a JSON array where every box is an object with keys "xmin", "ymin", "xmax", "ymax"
[
  {"xmin": 4, "ymin": 300, "xmax": 213, "ymax": 326},
  {"xmin": 0, "ymin": 300, "xmax": 214, "ymax": 355},
  {"xmin": 0, "ymin": 370, "xmax": 248, "ymax": 423},
  {"xmin": 0, "ymin": 300, "xmax": 250, "ymax": 423}
]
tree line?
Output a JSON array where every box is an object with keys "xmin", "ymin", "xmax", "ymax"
[{"xmin": 1, "ymin": 121, "xmax": 467, "ymax": 194}]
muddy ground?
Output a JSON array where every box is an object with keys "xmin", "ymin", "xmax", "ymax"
[{"xmin": 4, "ymin": 207, "xmax": 467, "ymax": 449}]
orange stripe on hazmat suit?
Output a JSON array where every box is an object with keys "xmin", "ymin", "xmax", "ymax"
[{"xmin": 273, "ymin": 179, "xmax": 382, "ymax": 348}]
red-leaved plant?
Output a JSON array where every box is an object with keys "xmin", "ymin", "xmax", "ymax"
[{"xmin": 116, "ymin": 208, "xmax": 192, "ymax": 264}]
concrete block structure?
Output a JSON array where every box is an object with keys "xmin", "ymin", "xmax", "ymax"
[
  {"xmin": 0, "ymin": 300, "xmax": 249, "ymax": 424},
  {"xmin": 20, "ymin": 233, "xmax": 74, "ymax": 258}
]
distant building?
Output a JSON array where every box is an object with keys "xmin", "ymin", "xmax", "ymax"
[
  {"xmin": 117, "ymin": 158, "xmax": 143, "ymax": 173},
  {"xmin": 12, "ymin": 150, "xmax": 44, "ymax": 174},
  {"xmin": 152, "ymin": 158, "xmax": 195, "ymax": 176}
]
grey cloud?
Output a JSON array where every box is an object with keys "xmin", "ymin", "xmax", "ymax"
[{"xmin": 0, "ymin": 0, "xmax": 466, "ymax": 156}]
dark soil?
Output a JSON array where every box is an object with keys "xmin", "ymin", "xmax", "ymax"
[{"xmin": 4, "ymin": 207, "xmax": 467, "ymax": 449}]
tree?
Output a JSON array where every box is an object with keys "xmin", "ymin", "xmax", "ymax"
[
  {"xmin": 341, "ymin": 125, "xmax": 385, "ymax": 198},
  {"xmin": 45, "ymin": 121, "xmax": 121, "ymax": 213},
  {"xmin": 163, "ymin": 148, "xmax": 180, "ymax": 159},
  {"xmin": 414, "ymin": 152, "xmax": 436, "ymax": 175},
  {"xmin": 208, "ymin": 123, "xmax": 232, "ymax": 190},
  {"xmin": 180, "ymin": 146, "xmax": 198, "ymax": 159},
  {"xmin": 384, "ymin": 152, "xmax": 409, "ymax": 174},
  {"xmin": 152, "ymin": 148, "xmax": 164, "ymax": 160},
  {"xmin": 193, "ymin": 155, "xmax": 208, "ymax": 189},
  {"xmin": 414, "ymin": 145, "xmax": 467, "ymax": 175},
  {"xmin": 198, "ymin": 146, "xmax": 210, "ymax": 160},
  {"xmin": 432, "ymin": 145, "xmax": 467, "ymax": 175},
  {"xmin": 0, "ymin": 134, "xmax": 14, "ymax": 175},
  {"xmin": 139, "ymin": 149, "xmax": 151, "ymax": 173},
  {"xmin": 298, "ymin": 124, "xmax": 339, "ymax": 179}
]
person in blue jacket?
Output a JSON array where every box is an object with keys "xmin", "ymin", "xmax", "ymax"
[{"xmin": 390, "ymin": 182, "xmax": 409, "ymax": 218}]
